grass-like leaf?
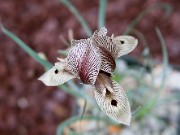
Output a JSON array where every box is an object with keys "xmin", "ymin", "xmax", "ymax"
[
  {"xmin": 98, "ymin": 0, "xmax": 107, "ymax": 28},
  {"xmin": 156, "ymin": 27, "xmax": 168, "ymax": 87},
  {"xmin": 135, "ymin": 27, "xmax": 168, "ymax": 119},
  {"xmin": 59, "ymin": 0, "xmax": 92, "ymax": 36},
  {"xmin": 1, "ymin": 24, "xmax": 52, "ymax": 69},
  {"xmin": 58, "ymin": 49, "xmax": 69, "ymax": 56},
  {"xmin": 131, "ymin": 29, "xmax": 155, "ymax": 90},
  {"xmin": 56, "ymin": 104, "xmax": 142, "ymax": 135},
  {"xmin": 131, "ymin": 29, "xmax": 148, "ymax": 48},
  {"xmin": 124, "ymin": 3, "xmax": 172, "ymax": 34},
  {"xmin": 80, "ymin": 100, "xmax": 87, "ymax": 119},
  {"xmin": 1, "ymin": 24, "xmax": 95, "ymax": 105},
  {"xmin": 56, "ymin": 115, "xmax": 118, "ymax": 135},
  {"xmin": 132, "ymin": 106, "xmax": 142, "ymax": 116}
]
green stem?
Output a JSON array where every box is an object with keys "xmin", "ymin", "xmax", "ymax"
[{"xmin": 98, "ymin": 0, "xmax": 107, "ymax": 28}]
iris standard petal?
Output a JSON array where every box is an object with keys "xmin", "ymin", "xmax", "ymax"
[
  {"xmin": 66, "ymin": 40, "xmax": 101, "ymax": 85},
  {"xmin": 98, "ymin": 45, "xmax": 116, "ymax": 76},
  {"xmin": 92, "ymin": 27, "xmax": 138, "ymax": 59},
  {"xmin": 92, "ymin": 32, "xmax": 119, "ymax": 58}
]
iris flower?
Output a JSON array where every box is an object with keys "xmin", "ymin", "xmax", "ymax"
[{"xmin": 38, "ymin": 27, "xmax": 138, "ymax": 125}]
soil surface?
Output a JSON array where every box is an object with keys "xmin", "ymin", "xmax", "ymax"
[{"xmin": 0, "ymin": 0, "xmax": 179, "ymax": 135}]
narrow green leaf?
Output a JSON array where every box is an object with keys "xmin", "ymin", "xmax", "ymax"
[
  {"xmin": 98, "ymin": 0, "xmax": 107, "ymax": 28},
  {"xmin": 1, "ymin": 25, "xmax": 52, "ymax": 69},
  {"xmin": 131, "ymin": 29, "xmax": 148, "ymax": 48},
  {"xmin": 56, "ymin": 115, "xmax": 118, "ymax": 135},
  {"xmin": 1, "ymin": 24, "xmax": 95, "ymax": 105},
  {"xmin": 131, "ymin": 29, "xmax": 155, "ymax": 91},
  {"xmin": 156, "ymin": 27, "xmax": 168, "ymax": 87},
  {"xmin": 124, "ymin": 3, "xmax": 172, "ymax": 34},
  {"xmin": 135, "ymin": 28, "xmax": 168, "ymax": 119},
  {"xmin": 132, "ymin": 106, "xmax": 142, "ymax": 116},
  {"xmin": 80, "ymin": 100, "xmax": 87, "ymax": 119},
  {"xmin": 58, "ymin": 49, "xmax": 69, "ymax": 56},
  {"xmin": 59, "ymin": 0, "xmax": 92, "ymax": 36}
]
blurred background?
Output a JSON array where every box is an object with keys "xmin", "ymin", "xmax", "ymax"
[{"xmin": 0, "ymin": 0, "xmax": 180, "ymax": 135}]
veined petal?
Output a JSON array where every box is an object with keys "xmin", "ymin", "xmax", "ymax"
[
  {"xmin": 92, "ymin": 33, "xmax": 119, "ymax": 58},
  {"xmin": 98, "ymin": 45, "xmax": 116, "ymax": 76},
  {"xmin": 92, "ymin": 27, "xmax": 138, "ymax": 59},
  {"xmin": 71, "ymin": 39, "xmax": 87, "ymax": 47},
  {"xmin": 79, "ymin": 44, "xmax": 101, "ymax": 84},
  {"xmin": 67, "ymin": 40, "xmax": 101, "ymax": 85},
  {"xmin": 66, "ymin": 41, "xmax": 88, "ymax": 75},
  {"xmin": 93, "ymin": 26, "xmax": 107, "ymax": 37},
  {"xmin": 94, "ymin": 73, "xmax": 131, "ymax": 125},
  {"xmin": 113, "ymin": 35, "xmax": 138, "ymax": 58},
  {"xmin": 38, "ymin": 62, "xmax": 75, "ymax": 86}
]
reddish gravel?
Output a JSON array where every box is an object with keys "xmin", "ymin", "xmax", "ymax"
[{"xmin": 0, "ymin": 0, "xmax": 179, "ymax": 135}]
